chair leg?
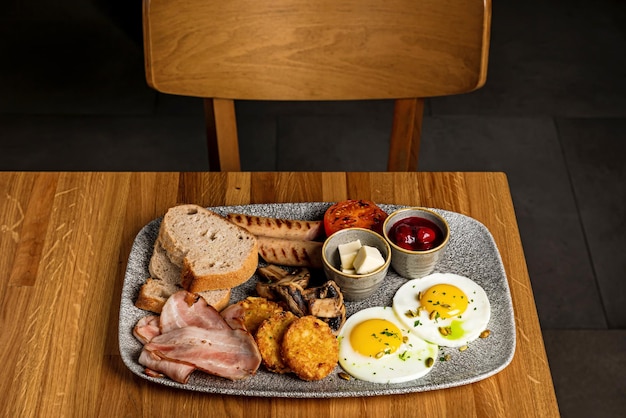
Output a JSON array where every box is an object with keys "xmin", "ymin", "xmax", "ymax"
[
  {"xmin": 204, "ymin": 98, "xmax": 242, "ymax": 171},
  {"xmin": 387, "ymin": 98, "xmax": 424, "ymax": 171}
]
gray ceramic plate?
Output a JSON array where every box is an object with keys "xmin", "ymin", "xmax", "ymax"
[{"xmin": 119, "ymin": 203, "xmax": 516, "ymax": 398}]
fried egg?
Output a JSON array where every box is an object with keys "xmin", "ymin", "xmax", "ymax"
[
  {"xmin": 392, "ymin": 273, "xmax": 491, "ymax": 347},
  {"xmin": 337, "ymin": 306, "xmax": 438, "ymax": 383}
]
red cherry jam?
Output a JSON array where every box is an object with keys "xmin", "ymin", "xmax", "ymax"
[{"xmin": 389, "ymin": 216, "xmax": 444, "ymax": 251}]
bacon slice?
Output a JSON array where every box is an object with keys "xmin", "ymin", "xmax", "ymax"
[
  {"xmin": 145, "ymin": 325, "xmax": 262, "ymax": 380},
  {"xmin": 219, "ymin": 303, "xmax": 247, "ymax": 331},
  {"xmin": 135, "ymin": 290, "xmax": 261, "ymax": 382},
  {"xmin": 159, "ymin": 290, "xmax": 230, "ymax": 333},
  {"xmin": 133, "ymin": 315, "xmax": 161, "ymax": 344},
  {"xmin": 139, "ymin": 349, "xmax": 196, "ymax": 384}
]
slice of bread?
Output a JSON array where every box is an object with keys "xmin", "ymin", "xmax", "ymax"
[
  {"xmin": 149, "ymin": 239, "xmax": 181, "ymax": 283},
  {"xmin": 135, "ymin": 278, "xmax": 231, "ymax": 313},
  {"xmin": 196, "ymin": 287, "xmax": 232, "ymax": 311},
  {"xmin": 135, "ymin": 239, "xmax": 231, "ymax": 313},
  {"xmin": 158, "ymin": 204, "xmax": 258, "ymax": 293},
  {"xmin": 135, "ymin": 277, "xmax": 180, "ymax": 313}
]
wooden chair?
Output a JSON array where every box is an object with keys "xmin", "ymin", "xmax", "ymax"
[{"xmin": 142, "ymin": 0, "xmax": 491, "ymax": 171}]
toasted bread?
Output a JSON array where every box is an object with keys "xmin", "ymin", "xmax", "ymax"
[
  {"xmin": 135, "ymin": 238, "xmax": 231, "ymax": 313},
  {"xmin": 157, "ymin": 204, "xmax": 258, "ymax": 292}
]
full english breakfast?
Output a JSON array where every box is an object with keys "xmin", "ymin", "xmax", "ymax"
[{"xmin": 132, "ymin": 202, "xmax": 493, "ymax": 387}]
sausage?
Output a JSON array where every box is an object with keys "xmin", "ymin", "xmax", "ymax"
[
  {"xmin": 257, "ymin": 236, "xmax": 323, "ymax": 269},
  {"xmin": 227, "ymin": 214, "xmax": 324, "ymax": 241}
]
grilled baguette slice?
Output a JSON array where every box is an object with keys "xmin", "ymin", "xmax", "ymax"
[
  {"xmin": 158, "ymin": 204, "xmax": 258, "ymax": 292},
  {"xmin": 135, "ymin": 239, "xmax": 231, "ymax": 313}
]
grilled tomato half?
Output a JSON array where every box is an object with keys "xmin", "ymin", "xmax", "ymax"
[{"xmin": 323, "ymin": 200, "xmax": 388, "ymax": 236}]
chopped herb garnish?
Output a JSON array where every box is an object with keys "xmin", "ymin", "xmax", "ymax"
[{"xmin": 380, "ymin": 329, "xmax": 398, "ymax": 337}]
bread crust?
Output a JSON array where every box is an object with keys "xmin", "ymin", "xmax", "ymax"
[
  {"xmin": 135, "ymin": 274, "xmax": 231, "ymax": 313},
  {"xmin": 197, "ymin": 289, "xmax": 231, "ymax": 311},
  {"xmin": 135, "ymin": 278, "xmax": 175, "ymax": 313},
  {"xmin": 181, "ymin": 243, "xmax": 258, "ymax": 291},
  {"xmin": 158, "ymin": 204, "xmax": 259, "ymax": 292},
  {"xmin": 135, "ymin": 208, "xmax": 239, "ymax": 313}
]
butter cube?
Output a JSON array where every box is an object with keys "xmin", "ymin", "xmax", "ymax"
[
  {"xmin": 338, "ymin": 239, "xmax": 362, "ymax": 270},
  {"xmin": 353, "ymin": 245, "xmax": 385, "ymax": 275}
]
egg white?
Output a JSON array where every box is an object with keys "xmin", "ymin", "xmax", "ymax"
[
  {"xmin": 392, "ymin": 273, "xmax": 491, "ymax": 347},
  {"xmin": 337, "ymin": 306, "xmax": 438, "ymax": 384}
]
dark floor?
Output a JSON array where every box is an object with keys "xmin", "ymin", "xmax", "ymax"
[{"xmin": 2, "ymin": 1, "xmax": 625, "ymax": 416}]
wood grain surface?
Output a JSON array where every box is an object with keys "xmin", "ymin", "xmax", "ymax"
[
  {"xmin": 0, "ymin": 172, "xmax": 559, "ymax": 417},
  {"xmin": 144, "ymin": 0, "xmax": 491, "ymax": 100}
]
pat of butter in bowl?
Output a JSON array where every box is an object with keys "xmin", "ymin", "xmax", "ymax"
[{"xmin": 338, "ymin": 239, "xmax": 385, "ymax": 275}]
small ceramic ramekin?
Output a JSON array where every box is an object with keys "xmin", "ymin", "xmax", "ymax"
[
  {"xmin": 382, "ymin": 207, "xmax": 450, "ymax": 279},
  {"xmin": 321, "ymin": 227, "xmax": 391, "ymax": 301}
]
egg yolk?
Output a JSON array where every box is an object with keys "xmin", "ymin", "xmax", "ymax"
[
  {"xmin": 350, "ymin": 319, "xmax": 403, "ymax": 358},
  {"xmin": 420, "ymin": 284, "xmax": 468, "ymax": 319}
]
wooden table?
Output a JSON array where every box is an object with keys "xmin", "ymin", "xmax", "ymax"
[{"xmin": 0, "ymin": 172, "xmax": 559, "ymax": 417}]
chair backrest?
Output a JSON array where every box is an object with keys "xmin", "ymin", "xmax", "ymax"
[{"xmin": 143, "ymin": 0, "xmax": 491, "ymax": 170}]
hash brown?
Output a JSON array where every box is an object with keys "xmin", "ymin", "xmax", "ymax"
[
  {"xmin": 280, "ymin": 315, "xmax": 339, "ymax": 381},
  {"xmin": 255, "ymin": 310, "xmax": 298, "ymax": 374},
  {"xmin": 237, "ymin": 296, "xmax": 284, "ymax": 334}
]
